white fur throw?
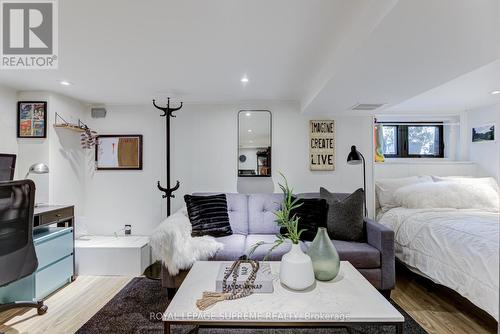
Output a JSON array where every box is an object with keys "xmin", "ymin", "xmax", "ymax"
[
  {"xmin": 150, "ymin": 208, "xmax": 223, "ymax": 276},
  {"xmin": 394, "ymin": 181, "xmax": 500, "ymax": 211}
]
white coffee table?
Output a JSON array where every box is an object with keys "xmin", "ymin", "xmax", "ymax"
[{"xmin": 163, "ymin": 261, "xmax": 404, "ymax": 333}]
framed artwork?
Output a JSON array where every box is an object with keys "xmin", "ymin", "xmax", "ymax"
[
  {"xmin": 95, "ymin": 135, "xmax": 143, "ymax": 170},
  {"xmin": 17, "ymin": 101, "xmax": 47, "ymax": 138},
  {"xmin": 472, "ymin": 124, "xmax": 495, "ymax": 143},
  {"xmin": 309, "ymin": 120, "xmax": 335, "ymax": 171}
]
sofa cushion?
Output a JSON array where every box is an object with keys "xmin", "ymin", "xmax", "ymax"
[
  {"xmin": 212, "ymin": 234, "xmax": 247, "ymax": 261},
  {"xmin": 245, "ymin": 234, "xmax": 303, "ymax": 261},
  {"xmin": 184, "ymin": 194, "xmax": 233, "ymax": 237},
  {"xmin": 248, "ymin": 194, "xmax": 282, "ymax": 234},
  {"xmin": 304, "ymin": 239, "xmax": 380, "ymax": 269},
  {"xmin": 226, "ymin": 193, "xmax": 249, "ymax": 235}
]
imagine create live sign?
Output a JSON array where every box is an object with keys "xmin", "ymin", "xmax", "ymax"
[{"xmin": 309, "ymin": 120, "xmax": 335, "ymax": 171}]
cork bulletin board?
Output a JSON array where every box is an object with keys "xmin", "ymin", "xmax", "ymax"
[{"xmin": 95, "ymin": 134, "xmax": 143, "ymax": 170}]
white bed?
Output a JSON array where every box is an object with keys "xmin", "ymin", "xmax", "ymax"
[{"xmin": 376, "ymin": 176, "xmax": 500, "ymax": 320}]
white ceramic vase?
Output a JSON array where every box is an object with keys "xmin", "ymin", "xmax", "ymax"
[{"xmin": 279, "ymin": 243, "xmax": 315, "ymax": 290}]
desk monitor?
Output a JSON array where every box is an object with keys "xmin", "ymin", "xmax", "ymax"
[{"xmin": 0, "ymin": 154, "xmax": 16, "ymax": 181}]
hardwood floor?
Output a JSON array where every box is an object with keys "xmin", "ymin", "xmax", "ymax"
[
  {"xmin": 392, "ymin": 264, "xmax": 498, "ymax": 334},
  {"xmin": 0, "ymin": 276, "xmax": 131, "ymax": 334},
  {"xmin": 0, "ymin": 270, "xmax": 497, "ymax": 334}
]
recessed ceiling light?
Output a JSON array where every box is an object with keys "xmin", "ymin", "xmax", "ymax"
[
  {"xmin": 247, "ymin": 129, "xmax": 252, "ymax": 133},
  {"xmin": 249, "ymin": 140, "xmax": 253, "ymax": 143},
  {"xmin": 241, "ymin": 75, "xmax": 249, "ymax": 83},
  {"xmin": 490, "ymin": 90, "xmax": 500, "ymax": 95},
  {"xmin": 245, "ymin": 112, "xmax": 251, "ymax": 116},
  {"xmin": 60, "ymin": 80, "xmax": 72, "ymax": 86}
]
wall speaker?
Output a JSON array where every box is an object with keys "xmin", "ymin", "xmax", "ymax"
[{"xmin": 91, "ymin": 107, "xmax": 107, "ymax": 118}]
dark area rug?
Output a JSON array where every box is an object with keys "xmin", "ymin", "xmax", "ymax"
[{"xmin": 76, "ymin": 278, "xmax": 427, "ymax": 334}]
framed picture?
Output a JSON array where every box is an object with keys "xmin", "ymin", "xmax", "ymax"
[
  {"xmin": 472, "ymin": 124, "xmax": 495, "ymax": 143},
  {"xmin": 309, "ymin": 120, "xmax": 335, "ymax": 171},
  {"xmin": 17, "ymin": 101, "xmax": 47, "ymax": 138},
  {"xmin": 95, "ymin": 135, "xmax": 143, "ymax": 170}
]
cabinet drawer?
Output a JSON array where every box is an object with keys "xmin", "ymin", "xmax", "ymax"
[
  {"xmin": 0, "ymin": 274, "xmax": 34, "ymax": 303},
  {"xmin": 40, "ymin": 207, "xmax": 74, "ymax": 226},
  {"xmin": 35, "ymin": 229, "xmax": 73, "ymax": 269},
  {"xmin": 35, "ymin": 255, "xmax": 73, "ymax": 299}
]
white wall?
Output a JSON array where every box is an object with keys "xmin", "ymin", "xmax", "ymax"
[
  {"xmin": 3, "ymin": 94, "xmax": 376, "ymax": 236},
  {"xmin": 83, "ymin": 105, "xmax": 164, "ymax": 236},
  {"xmin": 15, "ymin": 91, "xmax": 86, "ymax": 226},
  {"xmin": 48, "ymin": 94, "xmax": 87, "ymax": 224},
  {"xmin": 80, "ymin": 101, "xmax": 375, "ymax": 235},
  {"xmin": 0, "ymin": 85, "xmax": 18, "ymax": 160},
  {"xmin": 16, "ymin": 92, "xmax": 52, "ymax": 204},
  {"xmin": 172, "ymin": 102, "xmax": 375, "ymax": 216},
  {"xmin": 466, "ymin": 103, "xmax": 500, "ymax": 180}
]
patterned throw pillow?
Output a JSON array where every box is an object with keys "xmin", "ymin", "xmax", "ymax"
[{"xmin": 184, "ymin": 194, "xmax": 233, "ymax": 237}]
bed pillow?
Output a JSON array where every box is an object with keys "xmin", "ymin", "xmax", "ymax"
[
  {"xmin": 184, "ymin": 194, "xmax": 233, "ymax": 237},
  {"xmin": 280, "ymin": 197, "xmax": 328, "ymax": 241},
  {"xmin": 321, "ymin": 187, "xmax": 364, "ymax": 241},
  {"xmin": 394, "ymin": 181, "xmax": 500, "ymax": 211},
  {"xmin": 376, "ymin": 176, "xmax": 433, "ymax": 212},
  {"xmin": 432, "ymin": 176, "xmax": 499, "ymax": 195}
]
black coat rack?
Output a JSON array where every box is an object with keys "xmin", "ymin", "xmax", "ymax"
[{"xmin": 153, "ymin": 97, "xmax": 183, "ymax": 216}]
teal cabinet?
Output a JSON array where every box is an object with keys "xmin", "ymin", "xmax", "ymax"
[{"xmin": 0, "ymin": 227, "xmax": 74, "ymax": 303}]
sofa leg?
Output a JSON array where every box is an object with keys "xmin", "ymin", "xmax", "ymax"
[
  {"xmin": 167, "ymin": 288, "xmax": 177, "ymax": 300},
  {"xmin": 379, "ymin": 289, "xmax": 391, "ymax": 300}
]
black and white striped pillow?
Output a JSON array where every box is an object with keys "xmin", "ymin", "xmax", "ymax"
[{"xmin": 184, "ymin": 194, "xmax": 233, "ymax": 237}]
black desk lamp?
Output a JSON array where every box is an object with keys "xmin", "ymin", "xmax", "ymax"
[{"xmin": 347, "ymin": 145, "xmax": 367, "ymax": 216}]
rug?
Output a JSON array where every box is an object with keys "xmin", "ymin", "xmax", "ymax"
[{"xmin": 76, "ymin": 278, "xmax": 427, "ymax": 334}]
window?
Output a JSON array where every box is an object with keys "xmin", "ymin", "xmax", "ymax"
[
  {"xmin": 382, "ymin": 126, "xmax": 397, "ymax": 155},
  {"xmin": 378, "ymin": 122, "xmax": 444, "ymax": 158}
]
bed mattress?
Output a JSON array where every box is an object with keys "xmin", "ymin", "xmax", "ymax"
[{"xmin": 378, "ymin": 207, "xmax": 499, "ymax": 320}]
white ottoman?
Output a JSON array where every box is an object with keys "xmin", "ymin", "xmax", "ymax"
[{"xmin": 75, "ymin": 235, "xmax": 151, "ymax": 276}]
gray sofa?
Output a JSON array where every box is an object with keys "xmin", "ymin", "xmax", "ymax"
[{"xmin": 162, "ymin": 193, "xmax": 395, "ymax": 296}]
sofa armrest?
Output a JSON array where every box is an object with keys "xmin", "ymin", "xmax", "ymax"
[{"xmin": 365, "ymin": 218, "xmax": 395, "ymax": 290}]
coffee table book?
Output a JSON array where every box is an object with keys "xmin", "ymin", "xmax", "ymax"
[
  {"xmin": 163, "ymin": 261, "xmax": 404, "ymax": 333},
  {"xmin": 215, "ymin": 262, "xmax": 273, "ymax": 293}
]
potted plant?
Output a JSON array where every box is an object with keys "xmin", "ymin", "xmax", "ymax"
[{"xmin": 248, "ymin": 173, "xmax": 315, "ymax": 290}]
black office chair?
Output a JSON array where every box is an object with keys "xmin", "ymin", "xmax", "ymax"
[{"xmin": 0, "ymin": 180, "xmax": 47, "ymax": 315}]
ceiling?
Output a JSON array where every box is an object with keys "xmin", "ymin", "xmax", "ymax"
[
  {"xmin": 386, "ymin": 60, "xmax": 500, "ymax": 112},
  {"xmin": 0, "ymin": 0, "xmax": 367, "ymax": 105},
  {"xmin": 0, "ymin": 0, "xmax": 499, "ymax": 113}
]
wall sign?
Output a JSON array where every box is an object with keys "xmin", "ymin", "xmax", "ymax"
[{"xmin": 309, "ymin": 120, "xmax": 335, "ymax": 171}]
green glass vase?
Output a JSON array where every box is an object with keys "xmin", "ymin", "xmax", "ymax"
[{"xmin": 307, "ymin": 227, "xmax": 340, "ymax": 281}]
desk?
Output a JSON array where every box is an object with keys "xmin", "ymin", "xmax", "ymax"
[
  {"xmin": 34, "ymin": 205, "xmax": 74, "ymax": 228},
  {"xmin": 0, "ymin": 205, "xmax": 75, "ymax": 304},
  {"xmin": 34, "ymin": 205, "xmax": 75, "ymax": 281}
]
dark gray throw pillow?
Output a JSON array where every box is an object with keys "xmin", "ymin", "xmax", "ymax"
[{"xmin": 320, "ymin": 187, "xmax": 364, "ymax": 241}]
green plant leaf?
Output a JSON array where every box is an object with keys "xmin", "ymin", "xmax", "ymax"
[
  {"xmin": 263, "ymin": 239, "xmax": 284, "ymax": 261},
  {"xmin": 247, "ymin": 241, "xmax": 265, "ymax": 259}
]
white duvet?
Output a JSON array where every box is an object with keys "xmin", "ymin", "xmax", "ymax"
[{"xmin": 379, "ymin": 207, "xmax": 499, "ymax": 320}]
